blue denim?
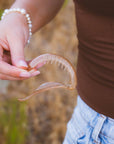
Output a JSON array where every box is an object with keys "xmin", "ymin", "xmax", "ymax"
[{"xmin": 63, "ymin": 96, "xmax": 114, "ymax": 144}]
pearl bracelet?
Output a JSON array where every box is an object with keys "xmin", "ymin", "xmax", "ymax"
[{"xmin": 1, "ymin": 8, "xmax": 32, "ymax": 44}]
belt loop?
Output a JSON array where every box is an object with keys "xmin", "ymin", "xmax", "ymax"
[{"xmin": 92, "ymin": 114, "xmax": 106, "ymax": 143}]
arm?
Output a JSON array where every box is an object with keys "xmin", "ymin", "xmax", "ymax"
[
  {"xmin": 0, "ymin": 0, "xmax": 64, "ymax": 80},
  {"xmin": 11, "ymin": 0, "xmax": 65, "ymax": 32}
]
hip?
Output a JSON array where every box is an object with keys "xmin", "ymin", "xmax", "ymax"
[{"xmin": 63, "ymin": 95, "xmax": 114, "ymax": 144}]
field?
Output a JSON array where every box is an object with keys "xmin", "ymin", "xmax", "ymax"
[{"xmin": 0, "ymin": 1, "xmax": 78, "ymax": 143}]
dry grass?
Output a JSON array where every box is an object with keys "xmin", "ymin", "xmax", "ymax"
[{"xmin": 0, "ymin": 0, "xmax": 78, "ymax": 143}]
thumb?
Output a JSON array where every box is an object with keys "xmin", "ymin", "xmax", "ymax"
[{"xmin": 8, "ymin": 37, "xmax": 28, "ymax": 69}]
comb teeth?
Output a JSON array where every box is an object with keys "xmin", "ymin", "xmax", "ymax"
[
  {"xmin": 54, "ymin": 60, "xmax": 57, "ymax": 64},
  {"xmin": 57, "ymin": 62, "xmax": 60, "ymax": 66},
  {"xmin": 61, "ymin": 64, "xmax": 64, "ymax": 69},
  {"xmin": 18, "ymin": 53, "xmax": 77, "ymax": 101},
  {"xmin": 29, "ymin": 53, "xmax": 77, "ymax": 89},
  {"xmin": 45, "ymin": 58, "xmax": 66, "ymax": 71},
  {"xmin": 63, "ymin": 67, "xmax": 67, "ymax": 71},
  {"xmin": 48, "ymin": 59, "xmax": 67, "ymax": 71}
]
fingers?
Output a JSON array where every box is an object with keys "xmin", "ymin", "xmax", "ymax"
[
  {"xmin": 3, "ymin": 51, "xmax": 11, "ymax": 64},
  {"xmin": 0, "ymin": 60, "xmax": 41, "ymax": 80},
  {"xmin": 0, "ymin": 16, "xmax": 42, "ymax": 81},
  {"xmin": 7, "ymin": 33, "xmax": 28, "ymax": 69},
  {"xmin": 0, "ymin": 61, "xmax": 30, "ymax": 78},
  {"xmin": 0, "ymin": 45, "xmax": 3, "ymax": 61},
  {"xmin": 0, "ymin": 73, "xmax": 27, "ymax": 81},
  {"xmin": 0, "ymin": 70, "xmax": 40, "ymax": 81},
  {"xmin": 0, "ymin": 50, "xmax": 41, "ymax": 80}
]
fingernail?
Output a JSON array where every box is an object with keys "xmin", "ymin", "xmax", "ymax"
[
  {"xmin": 17, "ymin": 60, "xmax": 28, "ymax": 68},
  {"xmin": 20, "ymin": 71, "xmax": 31, "ymax": 77},
  {"xmin": 31, "ymin": 71, "xmax": 40, "ymax": 76}
]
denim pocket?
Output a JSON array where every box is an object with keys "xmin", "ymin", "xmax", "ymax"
[
  {"xmin": 63, "ymin": 121, "xmax": 85, "ymax": 144},
  {"xmin": 99, "ymin": 133, "xmax": 114, "ymax": 144},
  {"xmin": 63, "ymin": 107, "xmax": 86, "ymax": 144}
]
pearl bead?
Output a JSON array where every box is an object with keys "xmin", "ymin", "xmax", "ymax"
[
  {"xmin": 13, "ymin": 8, "xmax": 16, "ymax": 11},
  {"xmin": 29, "ymin": 24, "xmax": 32, "ymax": 28},
  {"xmin": 4, "ymin": 9, "xmax": 8, "ymax": 13},
  {"xmin": 28, "ymin": 20, "xmax": 32, "ymax": 24},
  {"xmin": 29, "ymin": 32, "xmax": 32, "ymax": 36},
  {"xmin": 21, "ymin": 9, "xmax": 26, "ymax": 14},
  {"xmin": 27, "ymin": 17, "xmax": 30, "ymax": 21},
  {"xmin": 28, "ymin": 40, "xmax": 30, "ymax": 43},
  {"xmin": 17, "ymin": 8, "xmax": 20, "ymax": 11},
  {"xmin": 26, "ymin": 14, "xmax": 29, "ymax": 18},
  {"xmin": 1, "ymin": 8, "xmax": 32, "ymax": 44}
]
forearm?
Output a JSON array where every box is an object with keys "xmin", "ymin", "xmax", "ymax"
[{"xmin": 11, "ymin": 0, "xmax": 64, "ymax": 32}]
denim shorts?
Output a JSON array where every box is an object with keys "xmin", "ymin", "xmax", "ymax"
[{"xmin": 63, "ymin": 96, "xmax": 114, "ymax": 144}]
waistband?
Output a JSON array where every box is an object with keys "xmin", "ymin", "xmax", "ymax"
[{"xmin": 77, "ymin": 95, "xmax": 114, "ymax": 140}]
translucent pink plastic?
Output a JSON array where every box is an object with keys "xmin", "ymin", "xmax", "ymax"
[{"xmin": 18, "ymin": 54, "xmax": 77, "ymax": 101}]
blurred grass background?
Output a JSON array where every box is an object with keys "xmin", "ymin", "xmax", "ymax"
[
  {"xmin": 0, "ymin": 0, "xmax": 78, "ymax": 143},
  {"xmin": 0, "ymin": 99, "xmax": 28, "ymax": 144},
  {"xmin": 0, "ymin": 10, "xmax": 3, "ymax": 19}
]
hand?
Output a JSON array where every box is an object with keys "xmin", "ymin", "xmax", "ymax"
[{"xmin": 0, "ymin": 12, "xmax": 40, "ymax": 80}]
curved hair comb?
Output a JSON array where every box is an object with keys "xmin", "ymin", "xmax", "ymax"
[{"xmin": 18, "ymin": 53, "xmax": 77, "ymax": 101}]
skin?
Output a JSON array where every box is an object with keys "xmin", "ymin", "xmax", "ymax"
[{"xmin": 0, "ymin": 0, "xmax": 64, "ymax": 80}]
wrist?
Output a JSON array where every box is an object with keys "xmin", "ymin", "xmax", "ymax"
[
  {"xmin": 1, "ymin": 12, "xmax": 29, "ymax": 46},
  {"xmin": 1, "ymin": 8, "xmax": 32, "ymax": 44},
  {"xmin": 11, "ymin": 0, "xmax": 38, "ymax": 32}
]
